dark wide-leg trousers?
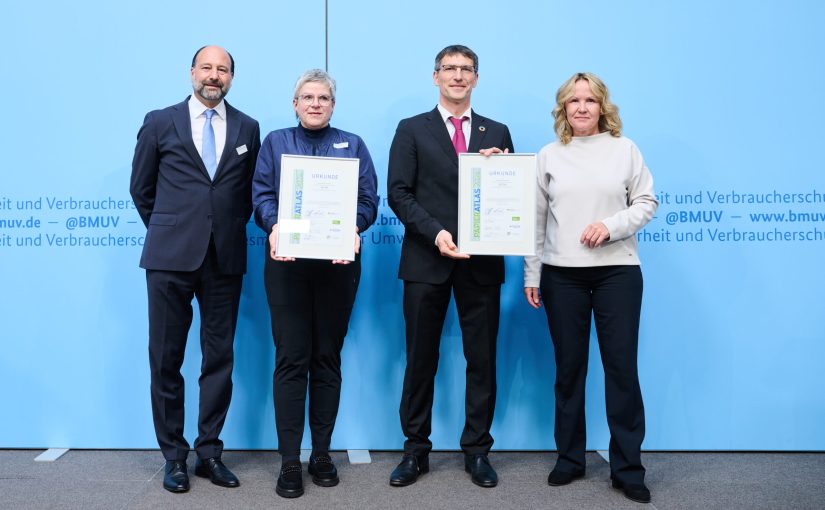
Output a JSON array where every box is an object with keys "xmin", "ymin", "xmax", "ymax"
[
  {"xmin": 264, "ymin": 255, "xmax": 360, "ymax": 460},
  {"xmin": 540, "ymin": 264, "xmax": 646, "ymax": 485},
  {"xmin": 146, "ymin": 241, "xmax": 242, "ymax": 462},
  {"xmin": 400, "ymin": 262, "xmax": 500, "ymax": 457}
]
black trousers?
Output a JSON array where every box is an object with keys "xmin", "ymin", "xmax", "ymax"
[
  {"xmin": 540, "ymin": 264, "xmax": 646, "ymax": 485},
  {"xmin": 400, "ymin": 261, "xmax": 500, "ymax": 457},
  {"xmin": 264, "ymin": 255, "xmax": 360, "ymax": 460},
  {"xmin": 146, "ymin": 240, "xmax": 242, "ymax": 462}
]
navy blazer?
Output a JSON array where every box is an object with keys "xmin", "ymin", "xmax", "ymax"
[
  {"xmin": 387, "ymin": 107, "xmax": 514, "ymax": 285},
  {"xmin": 130, "ymin": 97, "xmax": 261, "ymax": 275}
]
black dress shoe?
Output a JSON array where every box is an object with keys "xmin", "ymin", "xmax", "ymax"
[
  {"xmin": 276, "ymin": 461, "xmax": 304, "ymax": 498},
  {"xmin": 612, "ymin": 478, "xmax": 651, "ymax": 503},
  {"xmin": 163, "ymin": 461, "xmax": 189, "ymax": 493},
  {"xmin": 389, "ymin": 454, "xmax": 429, "ymax": 487},
  {"xmin": 194, "ymin": 457, "xmax": 240, "ymax": 488},
  {"xmin": 547, "ymin": 467, "xmax": 585, "ymax": 486},
  {"xmin": 308, "ymin": 454, "xmax": 339, "ymax": 487},
  {"xmin": 464, "ymin": 454, "xmax": 498, "ymax": 488}
]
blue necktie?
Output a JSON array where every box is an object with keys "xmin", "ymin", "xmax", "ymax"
[{"xmin": 202, "ymin": 109, "xmax": 217, "ymax": 179}]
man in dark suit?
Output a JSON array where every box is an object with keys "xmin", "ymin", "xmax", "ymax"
[
  {"xmin": 387, "ymin": 45, "xmax": 514, "ymax": 488},
  {"xmin": 130, "ymin": 45, "xmax": 260, "ymax": 493}
]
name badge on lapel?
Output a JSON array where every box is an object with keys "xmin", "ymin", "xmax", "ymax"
[
  {"xmin": 333, "ymin": 142, "xmax": 349, "ymax": 149},
  {"xmin": 236, "ymin": 144, "xmax": 248, "ymax": 155}
]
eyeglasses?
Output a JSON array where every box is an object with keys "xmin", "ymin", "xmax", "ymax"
[
  {"xmin": 296, "ymin": 94, "xmax": 333, "ymax": 106},
  {"xmin": 438, "ymin": 64, "xmax": 476, "ymax": 75}
]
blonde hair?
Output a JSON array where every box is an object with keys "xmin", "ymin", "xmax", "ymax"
[{"xmin": 552, "ymin": 72, "xmax": 622, "ymax": 145}]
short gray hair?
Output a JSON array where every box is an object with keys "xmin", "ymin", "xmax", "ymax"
[{"xmin": 293, "ymin": 69, "xmax": 336, "ymax": 100}]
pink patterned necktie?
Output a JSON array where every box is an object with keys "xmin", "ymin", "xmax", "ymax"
[{"xmin": 449, "ymin": 116, "xmax": 467, "ymax": 154}]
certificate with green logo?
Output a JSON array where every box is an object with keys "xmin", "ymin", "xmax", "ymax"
[
  {"xmin": 457, "ymin": 153, "xmax": 536, "ymax": 255},
  {"xmin": 276, "ymin": 154, "xmax": 359, "ymax": 260}
]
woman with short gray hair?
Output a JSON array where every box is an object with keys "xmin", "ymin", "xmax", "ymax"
[{"xmin": 252, "ymin": 68, "xmax": 378, "ymax": 499}]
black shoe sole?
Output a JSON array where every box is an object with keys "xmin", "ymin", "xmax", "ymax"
[
  {"xmin": 308, "ymin": 465, "xmax": 340, "ymax": 487},
  {"xmin": 163, "ymin": 481, "xmax": 189, "ymax": 493},
  {"xmin": 311, "ymin": 475, "xmax": 340, "ymax": 487},
  {"xmin": 464, "ymin": 466, "xmax": 498, "ymax": 488},
  {"xmin": 389, "ymin": 466, "xmax": 428, "ymax": 487},
  {"xmin": 623, "ymin": 494, "xmax": 652, "ymax": 504},
  {"xmin": 276, "ymin": 485, "xmax": 304, "ymax": 498},
  {"xmin": 611, "ymin": 479, "xmax": 651, "ymax": 504},
  {"xmin": 547, "ymin": 472, "xmax": 585, "ymax": 486},
  {"xmin": 469, "ymin": 478, "xmax": 498, "ymax": 488},
  {"xmin": 389, "ymin": 475, "xmax": 419, "ymax": 487}
]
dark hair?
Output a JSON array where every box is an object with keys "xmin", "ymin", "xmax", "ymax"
[
  {"xmin": 434, "ymin": 44, "xmax": 478, "ymax": 73},
  {"xmin": 191, "ymin": 46, "xmax": 235, "ymax": 74}
]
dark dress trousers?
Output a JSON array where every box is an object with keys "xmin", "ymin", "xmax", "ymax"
[
  {"xmin": 387, "ymin": 107, "xmax": 514, "ymax": 456},
  {"xmin": 130, "ymin": 97, "xmax": 260, "ymax": 461},
  {"xmin": 541, "ymin": 264, "xmax": 646, "ymax": 485}
]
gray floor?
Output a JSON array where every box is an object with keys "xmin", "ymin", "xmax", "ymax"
[{"xmin": 1, "ymin": 450, "xmax": 823, "ymax": 509}]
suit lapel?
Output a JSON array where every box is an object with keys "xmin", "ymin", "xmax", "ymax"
[
  {"xmin": 467, "ymin": 109, "xmax": 488, "ymax": 153},
  {"xmin": 172, "ymin": 97, "xmax": 211, "ymax": 180},
  {"xmin": 425, "ymin": 107, "xmax": 458, "ymax": 164},
  {"xmin": 214, "ymin": 101, "xmax": 242, "ymax": 182}
]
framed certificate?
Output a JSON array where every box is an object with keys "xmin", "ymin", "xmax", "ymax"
[
  {"xmin": 276, "ymin": 154, "xmax": 359, "ymax": 261},
  {"xmin": 457, "ymin": 153, "xmax": 537, "ymax": 256}
]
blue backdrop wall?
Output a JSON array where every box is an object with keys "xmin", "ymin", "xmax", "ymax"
[{"xmin": 1, "ymin": 0, "xmax": 823, "ymax": 451}]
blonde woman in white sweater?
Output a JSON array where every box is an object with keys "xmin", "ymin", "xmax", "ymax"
[{"xmin": 524, "ymin": 72, "xmax": 657, "ymax": 504}]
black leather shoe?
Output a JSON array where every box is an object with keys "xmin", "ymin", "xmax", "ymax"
[
  {"xmin": 308, "ymin": 454, "xmax": 339, "ymax": 487},
  {"xmin": 464, "ymin": 454, "xmax": 498, "ymax": 488},
  {"xmin": 389, "ymin": 454, "xmax": 429, "ymax": 487},
  {"xmin": 276, "ymin": 461, "xmax": 304, "ymax": 498},
  {"xmin": 612, "ymin": 478, "xmax": 651, "ymax": 503},
  {"xmin": 194, "ymin": 457, "xmax": 240, "ymax": 488},
  {"xmin": 547, "ymin": 467, "xmax": 585, "ymax": 486},
  {"xmin": 163, "ymin": 461, "xmax": 189, "ymax": 493}
]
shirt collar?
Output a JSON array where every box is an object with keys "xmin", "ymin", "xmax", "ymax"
[
  {"xmin": 437, "ymin": 103, "xmax": 471, "ymax": 125},
  {"xmin": 188, "ymin": 94, "xmax": 227, "ymax": 120}
]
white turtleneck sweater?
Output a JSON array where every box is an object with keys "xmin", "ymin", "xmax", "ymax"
[{"xmin": 523, "ymin": 132, "xmax": 658, "ymax": 287}]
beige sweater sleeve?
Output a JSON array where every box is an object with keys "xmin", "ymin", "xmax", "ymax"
[{"xmin": 600, "ymin": 142, "xmax": 658, "ymax": 241}]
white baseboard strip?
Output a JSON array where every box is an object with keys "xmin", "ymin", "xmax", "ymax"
[
  {"xmin": 35, "ymin": 448, "xmax": 69, "ymax": 462},
  {"xmin": 347, "ymin": 449, "xmax": 372, "ymax": 464}
]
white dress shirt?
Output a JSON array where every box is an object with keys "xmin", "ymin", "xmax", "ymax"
[{"xmin": 188, "ymin": 95, "xmax": 227, "ymax": 173}]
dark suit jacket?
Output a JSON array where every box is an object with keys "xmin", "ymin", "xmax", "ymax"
[
  {"xmin": 387, "ymin": 107, "xmax": 514, "ymax": 285},
  {"xmin": 130, "ymin": 97, "xmax": 261, "ymax": 275}
]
